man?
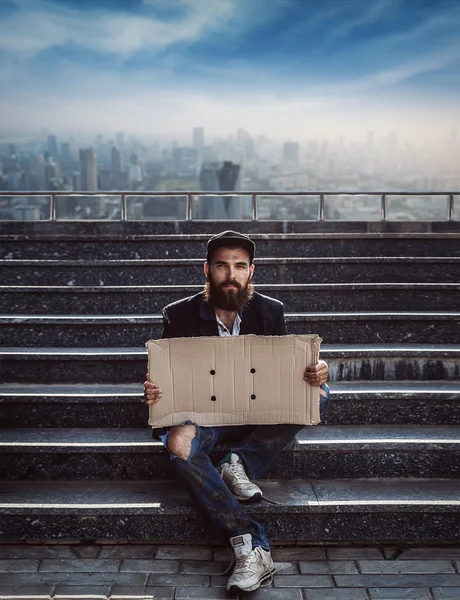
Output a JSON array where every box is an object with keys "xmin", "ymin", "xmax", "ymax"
[{"xmin": 144, "ymin": 230, "xmax": 330, "ymax": 594}]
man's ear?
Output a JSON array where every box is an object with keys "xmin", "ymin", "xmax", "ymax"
[
  {"xmin": 204, "ymin": 262, "xmax": 209, "ymax": 277},
  {"xmin": 250, "ymin": 264, "xmax": 255, "ymax": 278}
]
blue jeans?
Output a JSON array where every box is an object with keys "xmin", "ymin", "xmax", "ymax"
[{"xmin": 157, "ymin": 384, "xmax": 331, "ymax": 550}]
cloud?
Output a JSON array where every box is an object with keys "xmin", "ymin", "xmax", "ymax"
[
  {"xmin": 0, "ymin": 0, "xmax": 237, "ymax": 58},
  {"xmin": 0, "ymin": 0, "xmax": 458, "ymax": 139}
]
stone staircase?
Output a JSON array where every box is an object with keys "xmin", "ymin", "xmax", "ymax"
[{"xmin": 0, "ymin": 219, "xmax": 459, "ymax": 545}]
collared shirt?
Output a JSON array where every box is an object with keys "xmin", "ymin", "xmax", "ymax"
[{"xmin": 216, "ymin": 312, "xmax": 242, "ymax": 336}]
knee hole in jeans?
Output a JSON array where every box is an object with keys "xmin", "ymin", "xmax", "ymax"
[{"xmin": 166, "ymin": 424, "xmax": 196, "ymax": 460}]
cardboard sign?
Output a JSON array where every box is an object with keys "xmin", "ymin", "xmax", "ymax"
[{"xmin": 146, "ymin": 334, "xmax": 322, "ymax": 428}]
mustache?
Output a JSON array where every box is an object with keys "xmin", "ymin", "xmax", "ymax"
[
  {"xmin": 221, "ymin": 280, "xmax": 241, "ymax": 288},
  {"xmin": 204, "ymin": 274, "xmax": 254, "ymax": 310}
]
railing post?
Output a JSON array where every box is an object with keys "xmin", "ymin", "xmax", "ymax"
[
  {"xmin": 318, "ymin": 194, "xmax": 324, "ymax": 221},
  {"xmin": 121, "ymin": 193, "xmax": 127, "ymax": 221},
  {"xmin": 186, "ymin": 194, "xmax": 193, "ymax": 220},
  {"xmin": 448, "ymin": 194, "xmax": 454, "ymax": 221},
  {"xmin": 251, "ymin": 194, "xmax": 257, "ymax": 220},
  {"xmin": 50, "ymin": 193, "xmax": 56, "ymax": 221},
  {"xmin": 381, "ymin": 194, "xmax": 387, "ymax": 220}
]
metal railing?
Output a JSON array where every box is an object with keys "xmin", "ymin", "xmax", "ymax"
[{"xmin": 0, "ymin": 191, "xmax": 457, "ymax": 221}]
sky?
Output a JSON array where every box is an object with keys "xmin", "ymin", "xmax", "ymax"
[{"xmin": 0, "ymin": 0, "xmax": 459, "ymax": 141}]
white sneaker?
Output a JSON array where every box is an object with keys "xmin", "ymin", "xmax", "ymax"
[
  {"xmin": 219, "ymin": 453, "xmax": 263, "ymax": 502},
  {"xmin": 227, "ymin": 533, "xmax": 275, "ymax": 593}
]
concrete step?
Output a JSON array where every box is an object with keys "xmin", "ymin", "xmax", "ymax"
[
  {"xmin": 1, "ymin": 345, "xmax": 458, "ymax": 384},
  {"xmin": 2, "ymin": 233, "xmax": 460, "ymax": 259},
  {"xmin": 2, "ymin": 256, "xmax": 460, "ymax": 285},
  {"xmin": 1, "ymin": 478, "xmax": 459, "ymax": 543},
  {"xmin": 2, "ymin": 312, "xmax": 459, "ymax": 346},
  {"xmin": 2, "ymin": 219, "xmax": 459, "ymax": 236},
  {"xmin": 1, "ymin": 425, "xmax": 459, "ymax": 481},
  {"xmin": 1, "ymin": 381, "xmax": 459, "ymax": 427},
  {"xmin": 2, "ymin": 283, "xmax": 459, "ymax": 314}
]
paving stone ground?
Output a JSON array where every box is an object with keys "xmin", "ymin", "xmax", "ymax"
[{"xmin": 0, "ymin": 543, "xmax": 459, "ymax": 600}]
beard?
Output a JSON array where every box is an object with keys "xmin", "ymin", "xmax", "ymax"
[{"xmin": 204, "ymin": 274, "xmax": 254, "ymax": 311}]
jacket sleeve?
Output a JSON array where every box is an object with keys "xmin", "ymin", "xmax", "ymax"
[
  {"xmin": 161, "ymin": 307, "xmax": 174, "ymax": 339},
  {"xmin": 273, "ymin": 303, "xmax": 288, "ymax": 335}
]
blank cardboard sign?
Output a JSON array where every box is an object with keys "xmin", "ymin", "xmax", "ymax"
[{"xmin": 146, "ymin": 334, "xmax": 322, "ymax": 428}]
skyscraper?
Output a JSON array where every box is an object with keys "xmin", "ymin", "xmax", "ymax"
[
  {"xmin": 60, "ymin": 142, "xmax": 72, "ymax": 165},
  {"xmin": 111, "ymin": 146, "xmax": 123, "ymax": 189},
  {"xmin": 116, "ymin": 131, "xmax": 125, "ymax": 152},
  {"xmin": 128, "ymin": 152, "xmax": 142, "ymax": 190},
  {"xmin": 193, "ymin": 127, "xmax": 205, "ymax": 150},
  {"xmin": 79, "ymin": 149, "xmax": 98, "ymax": 191},
  {"xmin": 198, "ymin": 161, "xmax": 241, "ymax": 218},
  {"xmin": 47, "ymin": 135, "xmax": 58, "ymax": 158},
  {"xmin": 45, "ymin": 160, "xmax": 61, "ymax": 190},
  {"xmin": 218, "ymin": 161, "xmax": 240, "ymax": 191}
]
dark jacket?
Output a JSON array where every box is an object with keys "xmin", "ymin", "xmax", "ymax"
[{"xmin": 161, "ymin": 291, "xmax": 287, "ymax": 338}]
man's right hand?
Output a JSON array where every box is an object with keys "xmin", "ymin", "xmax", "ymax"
[{"xmin": 144, "ymin": 373, "xmax": 163, "ymax": 405}]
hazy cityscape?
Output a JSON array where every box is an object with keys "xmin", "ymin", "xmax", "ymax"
[
  {"xmin": 0, "ymin": 125, "xmax": 459, "ymax": 221},
  {"xmin": 2, "ymin": 125, "xmax": 459, "ymax": 192}
]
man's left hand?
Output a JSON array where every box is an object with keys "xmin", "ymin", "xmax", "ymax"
[{"xmin": 304, "ymin": 360, "xmax": 328, "ymax": 386}]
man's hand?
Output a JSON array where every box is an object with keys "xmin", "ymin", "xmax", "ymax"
[
  {"xmin": 304, "ymin": 360, "xmax": 328, "ymax": 386},
  {"xmin": 144, "ymin": 373, "xmax": 163, "ymax": 406}
]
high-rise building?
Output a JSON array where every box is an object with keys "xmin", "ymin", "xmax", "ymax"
[
  {"xmin": 198, "ymin": 161, "xmax": 241, "ymax": 218},
  {"xmin": 199, "ymin": 163, "xmax": 219, "ymax": 191},
  {"xmin": 218, "ymin": 161, "xmax": 240, "ymax": 191},
  {"xmin": 24, "ymin": 155, "xmax": 45, "ymax": 191},
  {"xmin": 116, "ymin": 131, "xmax": 125, "ymax": 152},
  {"xmin": 128, "ymin": 152, "xmax": 142, "ymax": 190},
  {"xmin": 45, "ymin": 160, "xmax": 61, "ymax": 189},
  {"xmin": 193, "ymin": 127, "xmax": 205, "ymax": 150},
  {"xmin": 60, "ymin": 142, "xmax": 72, "ymax": 164},
  {"xmin": 47, "ymin": 135, "xmax": 58, "ymax": 158},
  {"xmin": 283, "ymin": 141, "xmax": 299, "ymax": 163},
  {"xmin": 111, "ymin": 146, "xmax": 123, "ymax": 189},
  {"xmin": 79, "ymin": 148, "xmax": 98, "ymax": 191},
  {"xmin": 7, "ymin": 166, "xmax": 21, "ymax": 191}
]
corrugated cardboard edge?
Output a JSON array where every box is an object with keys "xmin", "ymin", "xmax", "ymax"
[{"xmin": 146, "ymin": 334, "xmax": 322, "ymax": 428}]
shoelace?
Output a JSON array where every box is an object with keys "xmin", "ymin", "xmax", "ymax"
[
  {"xmin": 228, "ymin": 461, "xmax": 282, "ymax": 504},
  {"xmin": 234, "ymin": 552, "xmax": 255, "ymax": 573},
  {"xmin": 229, "ymin": 460, "xmax": 250, "ymax": 481},
  {"xmin": 217, "ymin": 550, "xmax": 274, "ymax": 588}
]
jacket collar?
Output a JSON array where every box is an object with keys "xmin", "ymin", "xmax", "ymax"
[
  {"xmin": 198, "ymin": 293, "xmax": 262, "ymax": 336},
  {"xmin": 198, "ymin": 296, "xmax": 219, "ymax": 336}
]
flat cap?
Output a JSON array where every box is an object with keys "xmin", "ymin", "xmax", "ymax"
[{"xmin": 206, "ymin": 230, "xmax": 255, "ymax": 264}]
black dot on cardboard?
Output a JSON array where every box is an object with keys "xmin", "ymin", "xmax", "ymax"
[
  {"xmin": 211, "ymin": 395, "xmax": 216, "ymax": 401},
  {"xmin": 250, "ymin": 368, "xmax": 256, "ymax": 373},
  {"xmin": 251, "ymin": 394, "xmax": 256, "ymax": 400},
  {"xmin": 210, "ymin": 370, "xmax": 216, "ymax": 375}
]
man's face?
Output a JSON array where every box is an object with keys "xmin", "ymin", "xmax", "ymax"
[{"xmin": 204, "ymin": 246, "xmax": 255, "ymax": 310}]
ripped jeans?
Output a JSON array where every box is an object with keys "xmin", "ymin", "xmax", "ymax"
[{"xmin": 155, "ymin": 384, "xmax": 331, "ymax": 551}]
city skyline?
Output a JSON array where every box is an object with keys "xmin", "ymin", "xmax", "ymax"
[{"xmin": 0, "ymin": 0, "xmax": 459, "ymax": 142}]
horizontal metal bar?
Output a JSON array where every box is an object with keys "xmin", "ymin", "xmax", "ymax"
[
  {"xmin": 1, "ymin": 191, "xmax": 457, "ymax": 223},
  {"xmin": 1, "ymin": 191, "xmax": 459, "ymax": 197}
]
